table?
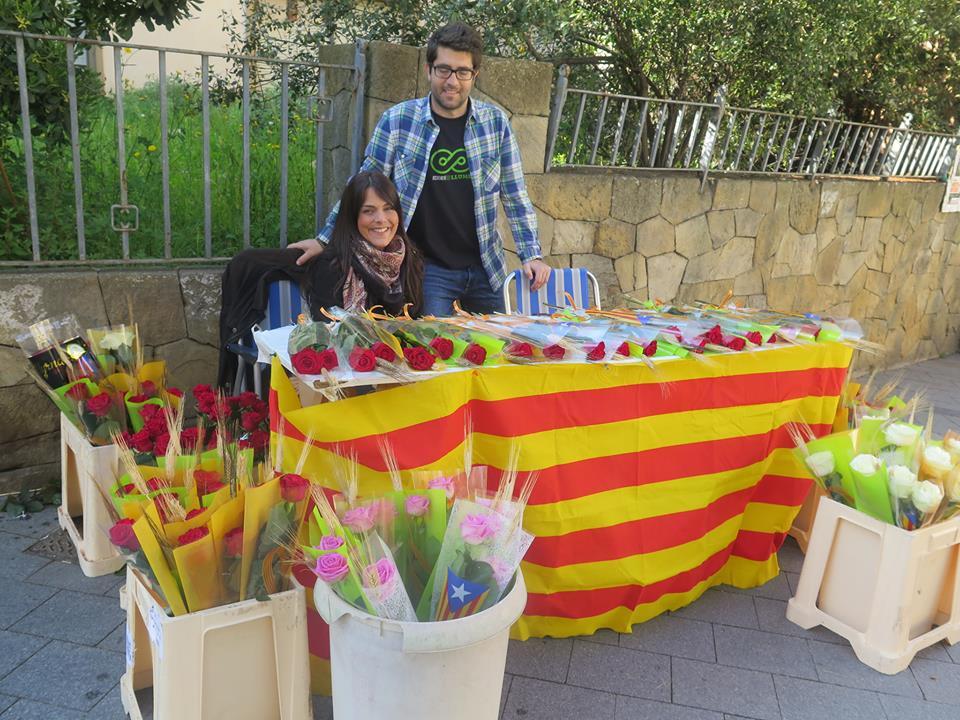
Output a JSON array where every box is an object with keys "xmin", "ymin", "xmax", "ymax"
[{"xmin": 272, "ymin": 342, "xmax": 851, "ymax": 687}]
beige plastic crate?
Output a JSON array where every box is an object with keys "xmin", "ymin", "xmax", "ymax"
[
  {"xmin": 119, "ymin": 568, "xmax": 312, "ymax": 720},
  {"xmin": 787, "ymin": 485, "xmax": 827, "ymax": 553},
  {"xmin": 786, "ymin": 496, "xmax": 960, "ymax": 674},
  {"xmin": 59, "ymin": 413, "xmax": 125, "ymax": 577}
]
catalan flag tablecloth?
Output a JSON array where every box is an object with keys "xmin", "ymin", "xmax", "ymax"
[{"xmin": 272, "ymin": 342, "xmax": 851, "ymax": 691}]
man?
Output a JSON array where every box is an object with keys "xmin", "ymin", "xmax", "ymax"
[{"xmin": 290, "ymin": 22, "xmax": 550, "ymax": 315}]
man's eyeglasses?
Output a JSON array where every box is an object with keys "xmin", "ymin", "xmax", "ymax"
[{"xmin": 431, "ymin": 64, "xmax": 476, "ymax": 81}]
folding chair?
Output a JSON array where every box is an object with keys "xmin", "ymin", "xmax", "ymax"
[
  {"xmin": 502, "ymin": 267, "xmax": 602, "ymax": 314},
  {"xmin": 226, "ymin": 279, "xmax": 307, "ymax": 396}
]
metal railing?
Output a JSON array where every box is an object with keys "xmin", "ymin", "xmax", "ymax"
[
  {"xmin": 545, "ymin": 66, "xmax": 959, "ymax": 185},
  {"xmin": 0, "ymin": 29, "xmax": 364, "ymax": 264}
]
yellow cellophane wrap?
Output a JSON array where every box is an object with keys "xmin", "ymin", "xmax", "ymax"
[
  {"xmin": 172, "ymin": 530, "xmax": 222, "ymax": 612},
  {"xmin": 239, "ymin": 478, "xmax": 281, "ymax": 600},
  {"xmin": 131, "ymin": 515, "xmax": 188, "ymax": 616}
]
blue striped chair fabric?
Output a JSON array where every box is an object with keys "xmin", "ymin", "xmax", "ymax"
[{"xmin": 502, "ymin": 267, "xmax": 602, "ymax": 314}]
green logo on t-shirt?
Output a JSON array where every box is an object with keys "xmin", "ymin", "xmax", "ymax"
[{"xmin": 430, "ymin": 147, "xmax": 469, "ymax": 177}]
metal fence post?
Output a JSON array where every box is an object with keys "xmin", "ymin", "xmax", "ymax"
[
  {"xmin": 545, "ymin": 64, "xmax": 570, "ymax": 173},
  {"xmin": 351, "ymin": 40, "xmax": 368, "ymax": 175},
  {"xmin": 699, "ymin": 86, "xmax": 726, "ymax": 191},
  {"xmin": 881, "ymin": 113, "xmax": 912, "ymax": 176}
]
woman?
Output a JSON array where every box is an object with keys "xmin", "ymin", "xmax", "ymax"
[
  {"xmin": 304, "ymin": 170, "xmax": 423, "ymax": 316},
  {"xmin": 217, "ymin": 171, "xmax": 422, "ymax": 387}
]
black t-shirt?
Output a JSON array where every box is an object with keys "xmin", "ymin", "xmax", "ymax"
[{"xmin": 406, "ymin": 105, "xmax": 481, "ymax": 269}]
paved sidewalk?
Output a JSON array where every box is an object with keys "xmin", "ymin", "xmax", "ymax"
[{"xmin": 0, "ymin": 356, "xmax": 956, "ymax": 719}]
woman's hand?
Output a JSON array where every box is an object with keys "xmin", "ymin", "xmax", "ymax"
[{"xmin": 287, "ymin": 238, "xmax": 323, "ymax": 265}]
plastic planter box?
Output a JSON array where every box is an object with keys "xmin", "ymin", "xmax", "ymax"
[
  {"xmin": 59, "ymin": 413, "xmax": 124, "ymax": 576},
  {"xmin": 786, "ymin": 496, "xmax": 960, "ymax": 674},
  {"xmin": 119, "ymin": 568, "xmax": 312, "ymax": 720},
  {"xmin": 788, "ymin": 485, "xmax": 828, "ymax": 553}
]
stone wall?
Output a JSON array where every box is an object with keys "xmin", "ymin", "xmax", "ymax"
[{"xmin": 0, "ymin": 267, "xmax": 223, "ymax": 490}]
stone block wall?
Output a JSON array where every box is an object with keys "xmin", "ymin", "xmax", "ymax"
[{"xmin": 0, "ymin": 267, "xmax": 223, "ymax": 490}]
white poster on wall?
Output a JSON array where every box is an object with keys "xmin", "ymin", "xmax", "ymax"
[{"xmin": 942, "ymin": 147, "xmax": 960, "ymax": 213}]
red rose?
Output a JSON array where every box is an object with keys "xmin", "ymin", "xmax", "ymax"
[
  {"xmin": 238, "ymin": 391, "xmax": 259, "ymax": 408},
  {"xmin": 768, "ymin": 334, "xmax": 778, "ymax": 343},
  {"xmin": 145, "ymin": 477, "xmax": 165, "ymax": 493},
  {"xmin": 139, "ymin": 404, "xmax": 162, "ymax": 422},
  {"xmin": 185, "ymin": 507, "xmax": 205, "ymax": 520},
  {"xmin": 85, "ymin": 392, "xmax": 114, "ymax": 418},
  {"xmin": 194, "ymin": 469, "xmax": 224, "ymax": 496},
  {"xmin": 319, "ymin": 348, "xmax": 339, "ymax": 370},
  {"xmin": 292, "ymin": 347, "xmax": 323, "ymax": 374},
  {"xmin": 505, "ymin": 341, "xmax": 533, "ymax": 358},
  {"xmin": 193, "ymin": 383, "xmax": 213, "ymax": 398},
  {"xmin": 429, "ymin": 337, "xmax": 454, "ymax": 360},
  {"xmin": 543, "ymin": 344, "xmax": 566, "ymax": 360},
  {"xmin": 704, "ymin": 325, "xmax": 724, "ymax": 346},
  {"xmin": 153, "ymin": 432, "xmax": 171, "ymax": 456},
  {"xmin": 586, "ymin": 342, "xmax": 606, "ymax": 361},
  {"xmin": 66, "ymin": 383, "xmax": 90, "ymax": 401},
  {"xmin": 348, "ymin": 347, "xmax": 377, "ymax": 372},
  {"xmin": 279, "ymin": 473, "xmax": 309, "ymax": 503},
  {"xmin": 239, "ymin": 429, "xmax": 269, "ymax": 452},
  {"xmin": 403, "ymin": 346, "xmax": 435, "ymax": 371},
  {"xmin": 178, "ymin": 526, "xmax": 209, "ymax": 546},
  {"xmin": 371, "ymin": 341, "xmax": 396, "ymax": 363},
  {"xmin": 746, "ymin": 331, "xmax": 763, "ymax": 345},
  {"xmin": 130, "ymin": 429, "xmax": 154, "ymax": 454},
  {"xmin": 615, "ymin": 342, "xmax": 630, "ymax": 357},
  {"xmin": 127, "ymin": 394, "xmax": 150, "ymax": 404},
  {"xmin": 115, "ymin": 483, "xmax": 135, "ymax": 497},
  {"xmin": 109, "ymin": 518, "xmax": 139, "ymax": 552},
  {"xmin": 241, "ymin": 410, "xmax": 265, "ymax": 432},
  {"xmin": 141, "ymin": 380, "xmax": 157, "ymax": 397},
  {"xmin": 726, "ymin": 337, "xmax": 746, "ymax": 351},
  {"xmin": 224, "ymin": 527, "xmax": 244, "ymax": 558},
  {"xmin": 180, "ymin": 427, "xmax": 199, "ymax": 450},
  {"xmin": 463, "ymin": 343, "xmax": 487, "ymax": 365},
  {"xmin": 643, "ymin": 340, "xmax": 658, "ymax": 357},
  {"xmin": 144, "ymin": 415, "xmax": 167, "ymax": 438},
  {"xmin": 167, "ymin": 387, "xmax": 183, "ymax": 398}
]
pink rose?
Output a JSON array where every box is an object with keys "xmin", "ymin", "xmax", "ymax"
[
  {"xmin": 313, "ymin": 553, "xmax": 349, "ymax": 584},
  {"xmin": 317, "ymin": 535, "xmax": 344, "ymax": 551},
  {"xmin": 362, "ymin": 557, "xmax": 397, "ymax": 589},
  {"xmin": 427, "ymin": 475, "xmax": 456, "ymax": 500},
  {"xmin": 109, "ymin": 518, "xmax": 139, "ymax": 552},
  {"xmin": 460, "ymin": 512, "xmax": 502, "ymax": 545},
  {"xmin": 405, "ymin": 494, "xmax": 430, "ymax": 517},
  {"xmin": 342, "ymin": 505, "xmax": 376, "ymax": 533}
]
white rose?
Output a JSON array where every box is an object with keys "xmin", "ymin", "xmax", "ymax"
[
  {"xmin": 884, "ymin": 423, "xmax": 919, "ymax": 448},
  {"xmin": 944, "ymin": 437, "xmax": 960, "ymax": 458},
  {"xmin": 805, "ymin": 451, "xmax": 835, "ymax": 478},
  {"xmin": 923, "ymin": 446, "xmax": 954, "ymax": 475},
  {"xmin": 911, "ymin": 480, "xmax": 944, "ymax": 515},
  {"xmin": 850, "ymin": 453, "xmax": 881, "ymax": 476},
  {"xmin": 887, "ymin": 465, "xmax": 917, "ymax": 499}
]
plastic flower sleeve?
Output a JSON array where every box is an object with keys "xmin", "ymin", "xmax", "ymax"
[
  {"xmin": 172, "ymin": 526, "xmax": 222, "ymax": 612},
  {"xmin": 803, "ymin": 432, "xmax": 858, "ymax": 507},
  {"xmin": 849, "ymin": 453, "xmax": 894, "ymax": 524},
  {"xmin": 209, "ymin": 493, "xmax": 246, "ymax": 604},
  {"xmin": 360, "ymin": 536, "xmax": 418, "ymax": 622},
  {"xmin": 131, "ymin": 515, "xmax": 188, "ymax": 616}
]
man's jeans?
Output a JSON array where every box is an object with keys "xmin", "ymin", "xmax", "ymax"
[{"xmin": 422, "ymin": 261, "xmax": 506, "ymax": 316}]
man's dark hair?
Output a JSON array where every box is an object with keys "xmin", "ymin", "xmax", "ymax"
[{"xmin": 426, "ymin": 22, "xmax": 483, "ymax": 70}]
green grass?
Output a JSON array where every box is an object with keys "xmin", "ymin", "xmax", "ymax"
[{"xmin": 1, "ymin": 76, "xmax": 323, "ymax": 261}]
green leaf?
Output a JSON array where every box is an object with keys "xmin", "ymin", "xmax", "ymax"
[
  {"xmin": 25, "ymin": 500, "xmax": 44, "ymax": 514},
  {"xmin": 6, "ymin": 502, "xmax": 25, "ymax": 516}
]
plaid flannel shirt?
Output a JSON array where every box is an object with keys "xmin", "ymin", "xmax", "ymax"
[{"xmin": 317, "ymin": 95, "xmax": 541, "ymax": 291}]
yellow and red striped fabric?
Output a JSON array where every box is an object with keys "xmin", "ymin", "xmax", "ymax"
[{"xmin": 271, "ymin": 342, "xmax": 850, "ymax": 656}]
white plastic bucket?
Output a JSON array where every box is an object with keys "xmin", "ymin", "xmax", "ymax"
[{"xmin": 313, "ymin": 572, "xmax": 527, "ymax": 720}]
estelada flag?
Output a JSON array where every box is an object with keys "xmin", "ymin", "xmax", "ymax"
[{"xmin": 435, "ymin": 567, "xmax": 490, "ymax": 620}]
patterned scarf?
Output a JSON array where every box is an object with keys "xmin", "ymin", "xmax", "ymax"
[{"xmin": 341, "ymin": 236, "xmax": 406, "ymax": 312}]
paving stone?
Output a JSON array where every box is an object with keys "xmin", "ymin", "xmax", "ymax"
[
  {"xmin": 753, "ymin": 598, "xmax": 845, "ymax": 645},
  {"xmin": 84, "ymin": 684, "xmax": 123, "ymax": 720},
  {"xmin": 619, "ymin": 615, "xmax": 715, "ymax": 662},
  {"xmin": 718, "ymin": 573, "xmax": 792, "ymax": 601},
  {"xmin": 311, "ymin": 694, "xmax": 334, "ymax": 720},
  {"xmin": 775, "ymin": 675, "xmax": 884, "ymax": 720},
  {"xmin": 671, "ymin": 658, "xmax": 781, "ymax": 720},
  {"xmin": 0, "ymin": 581, "xmax": 58, "ymax": 630},
  {"xmin": 673, "ymin": 589, "xmax": 759, "ymax": 629},
  {"xmin": 0, "ymin": 695, "xmax": 15, "ymax": 714},
  {"xmin": 915, "ymin": 642, "xmax": 953, "ymax": 663},
  {"xmin": 878, "ymin": 693, "xmax": 960, "ymax": 720},
  {"xmin": 807, "ymin": 640, "xmax": 922, "ymax": 697},
  {"xmin": 503, "ymin": 676, "xmax": 616, "ymax": 720},
  {"xmin": 501, "ymin": 673, "xmax": 513, "ymax": 718},
  {"xmin": 580, "ymin": 629, "xmax": 620, "ymax": 646},
  {"xmin": 0, "ymin": 699, "xmax": 88, "ymax": 719},
  {"xmin": 0, "ymin": 641, "xmax": 120, "ymax": 711},
  {"xmin": 505, "ymin": 637, "xmax": 573, "ymax": 682},
  {"xmin": 26, "ymin": 562, "xmax": 124, "ymax": 597},
  {"xmin": 910, "ymin": 658, "xmax": 960, "ymax": 704},
  {"xmin": 615, "ymin": 695, "xmax": 723, "ymax": 720},
  {"xmin": 714, "ymin": 625, "xmax": 817, "ymax": 680},
  {"xmin": 567, "ymin": 640, "xmax": 670, "ymax": 701},
  {"xmin": 96, "ymin": 624, "xmax": 125, "ymax": 655},
  {"xmin": 0, "ymin": 630, "xmax": 47, "ymax": 680},
  {"xmin": 784, "ymin": 573, "xmax": 800, "ymax": 597},
  {"xmin": 776, "ymin": 539, "xmax": 805, "ymax": 573},
  {"xmin": 0, "ymin": 535, "xmax": 51, "ymax": 582},
  {"xmin": 16, "ymin": 591, "xmax": 123, "ymax": 646},
  {"xmin": 946, "ymin": 642, "xmax": 960, "ymax": 664},
  {"xmin": 0, "ymin": 508, "xmax": 61, "ymax": 540}
]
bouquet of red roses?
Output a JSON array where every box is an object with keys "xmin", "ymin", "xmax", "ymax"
[
  {"xmin": 287, "ymin": 321, "xmax": 339, "ymax": 376},
  {"xmin": 326, "ymin": 308, "xmax": 406, "ymax": 376}
]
